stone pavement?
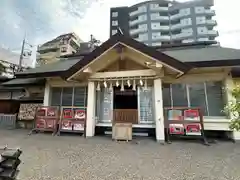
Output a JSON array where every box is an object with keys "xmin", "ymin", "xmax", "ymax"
[{"xmin": 0, "ymin": 129, "xmax": 240, "ymax": 180}]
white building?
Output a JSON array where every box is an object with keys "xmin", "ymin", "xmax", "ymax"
[{"xmin": 110, "ymin": 0, "xmax": 218, "ymax": 46}]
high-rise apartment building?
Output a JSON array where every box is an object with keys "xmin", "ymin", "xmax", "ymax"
[{"xmin": 110, "ymin": 0, "xmax": 218, "ymax": 46}]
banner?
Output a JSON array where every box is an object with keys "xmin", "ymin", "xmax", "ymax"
[
  {"xmin": 169, "ymin": 124, "xmax": 184, "ymax": 135},
  {"xmin": 61, "ymin": 120, "xmax": 72, "ymax": 130},
  {"xmin": 36, "ymin": 118, "xmax": 46, "ymax": 129},
  {"xmin": 185, "ymin": 124, "xmax": 201, "ymax": 136},
  {"xmin": 63, "ymin": 108, "xmax": 73, "ymax": 119},
  {"xmin": 184, "ymin": 109, "xmax": 200, "ymax": 121},
  {"xmin": 74, "ymin": 108, "xmax": 86, "ymax": 120}
]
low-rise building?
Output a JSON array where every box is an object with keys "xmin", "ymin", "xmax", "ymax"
[
  {"xmin": 3, "ymin": 32, "xmax": 240, "ymax": 142},
  {"xmin": 36, "ymin": 33, "xmax": 83, "ymax": 65}
]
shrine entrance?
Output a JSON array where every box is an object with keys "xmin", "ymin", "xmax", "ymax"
[{"xmin": 113, "ymin": 86, "xmax": 138, "ymax": 124}]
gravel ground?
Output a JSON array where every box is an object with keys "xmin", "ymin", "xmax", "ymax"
[{"xmin": 0, "ymin": 130, "xmax": 240, "ymax": 180}]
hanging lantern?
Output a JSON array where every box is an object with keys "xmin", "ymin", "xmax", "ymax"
[
  {"xmin": 132, "ymin": 79, "xmax": 136, "ymax": 91},
  {"xmin": 109, "ymin": 81, "xmax": 113, "ymax": 91},
  {"xmin": 144, "ymin": 79, "xmax": 148, "ymax": 90},
  {"xmin": 116, "ymin": 80, "xmax": 120, "ymax": 87},
  {"xmin": 127, "ymin": 79, "xmax": 131, "ymax": 87},
  {"xmin": 96, "ymin": 82, "xmax": 100, "ymax": 91},
  {"xmin": 120, "ymin": 79, "xmax": 124, "ymax": 91},
  {"xmin": 139, "ymin": 77, "xmax": 143, "ymax": 86},
  {"xmin": 103, "ymin": 80, "xmax": 107, "ymax": 88}
]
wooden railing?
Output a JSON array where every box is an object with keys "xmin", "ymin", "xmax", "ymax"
[{"xmin": 113, "ymin": 109, "xmax": 138, "ymax": 124}]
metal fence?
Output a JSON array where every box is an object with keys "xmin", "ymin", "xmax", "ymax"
[{"xmin": 0, "ymin": 114, "xmax": 17, "ymax": 129}]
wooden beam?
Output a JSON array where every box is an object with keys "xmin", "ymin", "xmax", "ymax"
[{"xmin": 90, "ymin": 69, "xmax": 158, "ymax": 79}]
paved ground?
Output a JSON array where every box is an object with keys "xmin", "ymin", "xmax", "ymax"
[{"xmin": 0, "ymin": 130, "xmax": 240, "ymax": 180}]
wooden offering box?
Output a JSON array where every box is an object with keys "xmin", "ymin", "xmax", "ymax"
[{"xmin": 112, "ymin": 123, "xmax": 132, "ymax": 141}]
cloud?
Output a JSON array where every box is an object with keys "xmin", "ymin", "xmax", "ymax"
[{"xmin": 0, "ymin": 0, "xmax": 98, "ymax": 47}]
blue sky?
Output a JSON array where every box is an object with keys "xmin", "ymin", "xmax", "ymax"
[{"xmin": 0, "ymin": 0, "xmax": 240, "ymax": 52}]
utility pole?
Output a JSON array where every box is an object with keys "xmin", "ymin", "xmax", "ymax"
[
  {"xmin": 17, "ymin": 33, "xmax": 32, "ymax": 73},
  {"xmin": 18, "ymin": 36, "xmax": 26, "ymax": 72},
  {"xmin": 89, "ymin": 34, "xmax": 100, "ymax": 50}
]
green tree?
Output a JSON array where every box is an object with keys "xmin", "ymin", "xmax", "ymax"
[{"xmin": 224, "ymin": 84, "xmax": 240, "ymax": 130}]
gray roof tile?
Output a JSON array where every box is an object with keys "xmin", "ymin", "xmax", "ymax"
[
  {"xmin": 2, "ymin": 78, "xmax": 45, "ymax": 86},
  {"xmin": 15, "ymin": 57, "xmax": 82, "ymax": 76},
  {"xmin": 15, "ymin": 46, "xmax": 240, "ymax": 77},
  {"xmin": 162, "ymin": 46, "xmax": 240, "ymax": 62}
]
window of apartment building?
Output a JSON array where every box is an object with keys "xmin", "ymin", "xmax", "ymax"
[
  {"xmin": 196, "ymin": 16, "xmax": 206, "ymax": 24},
  {"xmin": 152, "ymin": 32, "xmax": 161, "ymax": 39},
  {"xmin": 195, "ymin": 7, "xmax": 205, "ymax": 14},
  {"xmin": 61, "ymin": 47, "xmax": 67, "ymax": 53},
  {"xmin": 150, "ymin": 3, "xmax": 160, "ymax": 9},
  {"xmin": 160, "ymin": 12, "xmax": 169, "ymax": 16},
  {"xmin": 59, "ymin": 39, "xmax": 68, "ymax": 45},
  {"xmin": 170, "ymin": 9, "xmax": 179, "ymax": 15},
  {"xmin": 151, "ymin": 22, "xmax": 161, "ymax": 30},
  {"xmin": 162, "ymin": 81, "xmax": 225, "ymax": 116},
  {"xmin": 112, "ymin": 12, "xmax": 118, "ymax": 17},
  {"xmin": 138, "ymin": 33, "xmax": 148, "ymax": 41},
  {"xmin": 182, "ymin": 28, "xmax": 193, "ymax": 35},
  {"xmin": 70, "ymin": 40, "xmax": 79, "ymax": 51},
  {"xmin": 138, "ymin": 14, "xmax": 147, "ymax": 21},
  {"xmin": 161, "ymin": 32, "xmax": 169, "ymax": 36},
  {"xmin": 181, "ymin": 18, "xmax": 192, "ymax": 26},
  {"xmin": 138, "ymin": 24, "xmax": 148, "ymax": 30},
  {"xmin": 197, "ymin": 26, "xmax": 207, "ymax": 34},
  {"xmin": 182, "ymin": 39, "xmax": 194, "ymax": 43},
  {"xmin": 150, "ymin": 13, "xmax": 160, "ymax": 20},
  {"xmin": 161, "ymin": 21, "xmax": 170, "ymax": 26},
  {"xmin": 198, "ymin": 38, "xmax": 209, "ymax": 41},
  {"xmin": 112, "ymin": 29, "xmax": 117, "ymax": 35},
  {"xmin": 152, "ymin": 42, "xmax": 162, "ymax": 46},
  {"xmin": 51, "ymin": 87, "xmax": 88, "ymax": 107},
  {"xmin": 112, "ymin": 20, "xmax": 118, "ymax": 26},
  {"xmin": 179, "ymin": 8, "xmax": 190, "ymax": 16},
  {"xmin": 172, "ymin": 41, "xmax": 182, "ymax": 44},
  {"xmin": 138, "ymin": 5, "xmax": 147, "ymax": 12}
]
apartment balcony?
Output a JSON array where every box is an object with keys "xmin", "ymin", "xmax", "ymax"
[
  {"xmin": 129, "ymin": 19, "xmax": 146, "ymax": 26},
  {"xmin": 205, "ymin": 9, "xmax": 215, "ymax": 15},
  {"xmin": 151, "ymin": 16, "xmax": 169, "ymax": 21},
  {"xmin": 207, "ymin": 30, "xmax": 219, "ymax": 36},
  {"xmin": 37, "ymin": 44, "xmax": 59, "ymax": 52},
  {"xmin": 129, "ymin": 9, "xmax": 147, "ymax": 17},
  {"xmin": 172, "ymin": 33, "xmax": 193, "ymax": 39},
  {"xmin": 170, "ymin": 13, "xmax": 184, "ymax": 20},
  {"xmin": 130, "ymin": 28, "xmax": 147, "ymax": 35},
  {"xmin": 206, "ymin": 19, "xmax": 217, "ymax": 26},
  {"xmin": 134, "ymin": 38, "xmax": 148, "ymax": 43},
  {"xmin": 36, "ymin": 51, "xmax": 59, "ymax": 62},
  {"xmin": 150, "ymin": 6, "xmax": 168, "ymax": 11},
  {"xmin": 159, "ymin": 26, "xmax": 170, "ymax": 31},
  {"xmin": 170, "ymin": 23, "xmax": 183, "ymax": 30},
  {"xmin": 152, "ymin": 35, "xmax": 171, "ymax": 41}
]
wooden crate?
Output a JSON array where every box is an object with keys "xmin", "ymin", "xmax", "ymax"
[{"xmin": 112, "ymin": 123, "xmax": 132, "ymax": 141}]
